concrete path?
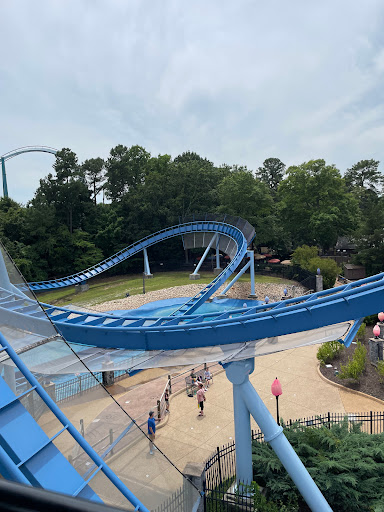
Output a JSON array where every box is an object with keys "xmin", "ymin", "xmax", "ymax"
[
  {"xmin": 53, "ymin": 344, "xmax": 384, "ymax": 477},
  {"xmin": 153, "ymin": 345, "xmax": 384, "ymax": 472}
]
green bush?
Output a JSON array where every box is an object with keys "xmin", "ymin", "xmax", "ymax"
[
  {"xmin": 317, "ymin": 340, "xmax": 344, "ymax": 366},
  {"xmin": 377, "ymin": 361, "xmax": 384, "ymax": 383},
  {"xmin": 306, "ymin": 256, "xmax": 340, "ymax": 289},
  {"xmin": 364, "ymin": 314, "xmax": 379, "ymax": 326},
  {"xmin": 291, "ymin": 245, "xmax": 318, "ymax": 267},
  {"xmin": 252, "ymin": 419, "xmax": 384, "ymax": 511},
  {"xmin": 339, "ymin": 342, "xmax": 367, "ymax": 381},
  {"xmin": 291, "ymin": 245, "xmax": 340, "ymax": 289},
  {"xmin": 241, "ymin": 483, "xmax": 298, "ymax": 512},
  {"xmin": 356, "ymin": 322, "xmax": 366, "ymax": 342}
]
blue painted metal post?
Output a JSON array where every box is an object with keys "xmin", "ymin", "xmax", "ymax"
[
  {"xmin": 143, "ymin": 248, "xmax": 152, "ymax": 277},
  {"xmin": 1, "ymin": 158, "xmax": 8, "ymax": 198},
  {"xmin": 220, "ymin": 260, "xmax": 251, "ymax": 296},
  {"xmin": 214, "ymin": 237, "xmax": 222, "ymax": 274},
  {"xmin": 247, "ymin": 250, "xmax": 256, "ymax": 297},
  {"xmin": 191, "ymin": 234, "xmax": 217, "ymax": 276},
  {"xmin": 224, "ymin": 360, "xmax": 253, "ymax": 487},
  {"xmin": 234, "ymin": 359, "xmax": 332, "ymax": 512}
]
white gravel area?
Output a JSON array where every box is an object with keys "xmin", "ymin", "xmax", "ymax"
[{"xmin": 87, "ymin": 280, "xmax": 307, "ymax": 313}]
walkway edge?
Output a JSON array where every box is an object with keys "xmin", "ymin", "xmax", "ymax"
[{"xmin": 316, "ymin": 363, "xmax": 384, "ymax": 406}]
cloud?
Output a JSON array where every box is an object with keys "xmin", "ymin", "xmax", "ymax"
[{"xmin": 1, "ymin": 0, "xmax": 384, "ymax": 203}]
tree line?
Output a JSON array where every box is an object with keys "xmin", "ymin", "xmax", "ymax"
[{"xmin": 0, "ymin": 145, "xmax": 382, "ymax": 281}]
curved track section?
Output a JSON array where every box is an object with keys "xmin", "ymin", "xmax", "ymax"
[
  {"xmin": 29, "ymin": 220, "xmax": 252, "ymax": 301},
  {"xmin": 1, "ymin": 146, "xmax": 58, "ymax": 162},
  {"xmin": 2, "ymin": 272, "xmax": 384, "ymax": 352},
  {"xmin": 44, "ymin": 273, "xmax": 384, "ymax": 349}
]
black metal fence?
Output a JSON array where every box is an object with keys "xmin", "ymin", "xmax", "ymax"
[
  {"xmin": 253, "ymin": 263, "xmax": 317, "ymax": 292},
  {"xmin": 204, "ymin": 411, "xmax": 384, "ymax": 510},
  {"xmin": 153, "ymin": 485, "xmax": 188, "ymax": 512}
]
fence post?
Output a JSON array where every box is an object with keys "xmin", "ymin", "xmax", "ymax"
[
  {"xmin": 80, "ymin": 418, "xmax": 84, "ymax": 437},
  {"xmin": 157, "ymin": 399, "xmax": 161, "ymax": 419},
  {"xmin": 168, "ymin": 375, "xmax": 172, "ymax": 394},
  {"xmin": 109, "ymin": 428, "xmax": 114, "ymax": 455},
  {"xmin": 216, "ymin": 446, "xmax": 223, "ymax": 485},
  {"xmin": 370, "ymin": 411, "xmax": 373, "ymax": 434},
  {"xmin": 327, "ymin": 411, "xmax": 331, "ymax": 429},
  {"xmin": 78, "ymin": 375, "xmax": 82, "ymax": 394}
]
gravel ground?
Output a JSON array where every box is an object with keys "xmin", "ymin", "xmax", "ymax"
[{"xmin": 87, "ymin": 280, "xmax": 307, "ymax": 312}]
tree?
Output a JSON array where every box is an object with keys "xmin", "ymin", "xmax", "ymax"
[
  {"xmin": 278, "ymin": 160, "xmax": 358, "ymax": 251},
  {"xmin": 82, "ymin": 157, "xmax": 105, "ymax": 205},
  {"xmin": 352, "ymin": 193, "xmax": 384, "ymax": 275},
  {"xmin": 344, "ymin": 159, "xmax": 381, "ymax": 193},
  {"xmin": 257, "ymin": 157, "xmax": 286, "ymax": 192},
  {"xmin": 53, "ymin": 148, "xmax": 79, "ymax": 183},
  {"xmin": 217, "ymin": 170, "xmax": 274, "ymax": 245},
  {"xmin": 104, "ymin": 145, "xmax": 150, "ymax": 201},
  {"xmin": 252, "ymin": 419, "xmax": 384, "ymax": 511}
]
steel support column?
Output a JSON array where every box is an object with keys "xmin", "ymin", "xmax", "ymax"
[
  {"xmin": 224, "ymin": 360, "xmax": 253, "ymax": 487},
  {"xmin": 192, "ymin": 234, "xmax": 217, "ymax": 275},
  {"xmin": 220, "ymin": 260, "xmax": 251, "ymax": 296},
  {"xmin": 143, "ymin": 248, "xmax": 152, "ymax": 277},
  {"xmin": 1, "ymin": 158, "xmax": 8, "ymax": 198},
  {"xmin": 248, "ymin": 250, "xmax": 256, "ymax": 297},
  {"xmin": 229, "ymin": 358, "xmax": 332, "ymax": 512},
  {"xmin": 214, "ymin": 236, "xmax": 222, "ymax": 273}
]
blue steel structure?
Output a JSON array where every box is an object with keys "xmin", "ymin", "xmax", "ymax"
[
  {"xmin": 0, "ymin": 216, "xmax": 383, "ymax": 511},
  {"xmin": 0, "ymin": 331, "xmax": 150, "ymax": 512},
  {"xmin": 0, "ymin": 146, "xmax": 58, "ymax": 198}
]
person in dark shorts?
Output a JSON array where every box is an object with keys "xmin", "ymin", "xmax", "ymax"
[
  {"xmin": 165, "ymin": 388, "xmax": 170, "ymax": 413},
  {"xmin": 196, "ymin": 382, "xmax": 206, "ymax": 416},
  {"xmin": 147, "ymin": 410, "xmax": 160, "ymax": 454}
]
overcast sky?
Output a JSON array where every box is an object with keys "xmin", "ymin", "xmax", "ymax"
[{"xmin": 1, "ymin": 1, "xmax": 384, "ymax": 204}]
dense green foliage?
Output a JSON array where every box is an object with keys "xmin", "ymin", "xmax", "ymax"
[
  {"xmin": 1, "ymin": 147, "xmax": 383, "ymax": 281},
  {"xmin": 291, "ymin": 245, "xmax": 340, "ymax": 288},
  {"xmin": 317, "ymin": 340, "xmax": 345, "ymax": 366},
  {"xmin": 252, "ymin": 420, "xmax": 384, "ymax": 511},
  {"xmin": 339, "ymin": 341, "xmax": 367, "ymax": 381}
]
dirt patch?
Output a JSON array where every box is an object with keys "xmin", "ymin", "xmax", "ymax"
[{"xmin": 319, "ymin": 325, "xmax": 384, "ymax": 401}]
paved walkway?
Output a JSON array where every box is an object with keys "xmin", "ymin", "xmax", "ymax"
[
  {"xmin": 152, "ymin": 345, "xmax": 384, "ymax": 472},
  {"xmin": 65, "ymin": 344, "xmax": 384, "ymax": 475}
]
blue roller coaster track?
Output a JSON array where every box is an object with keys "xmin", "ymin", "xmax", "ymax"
[
  {"xmin": 4, "ymin": 217, "xmax": 384, "ymax": 351},
  {"xmin": 1, "ymin": 216, "xmax": 384, "ymax": 511}
]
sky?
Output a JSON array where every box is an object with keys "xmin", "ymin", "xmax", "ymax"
[{"xmin": 1, "ymin": 0, "xmax": 384, "ymax": 204}]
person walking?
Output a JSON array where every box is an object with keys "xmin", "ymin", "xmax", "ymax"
[
  {"xmin": 196, "ymin": 382, "xmax": 206, "ymax": 416},
  {"xmin": 164, "ymin": 388, "xmax": 170, "ymax": 413},
  {"xmin": 147, "ymin": 410, "xmax": 160, "ymax": 454},
  {"xmin": 204, "ymin": 368, "xmax": 212, "ymax": 389}
]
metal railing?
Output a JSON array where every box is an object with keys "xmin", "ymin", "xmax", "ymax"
[
  {"xmin": 54, "ymin": 368, "xmax": 128, "ymax": 403},
  {"xmin": 204, "ymin": 410, "xmax": 384, "ymax": 508}
]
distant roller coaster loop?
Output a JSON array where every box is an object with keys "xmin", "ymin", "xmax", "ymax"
[{"xmin": 0, "ymin": 146, "xmax": 58, "ymax": 197}]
